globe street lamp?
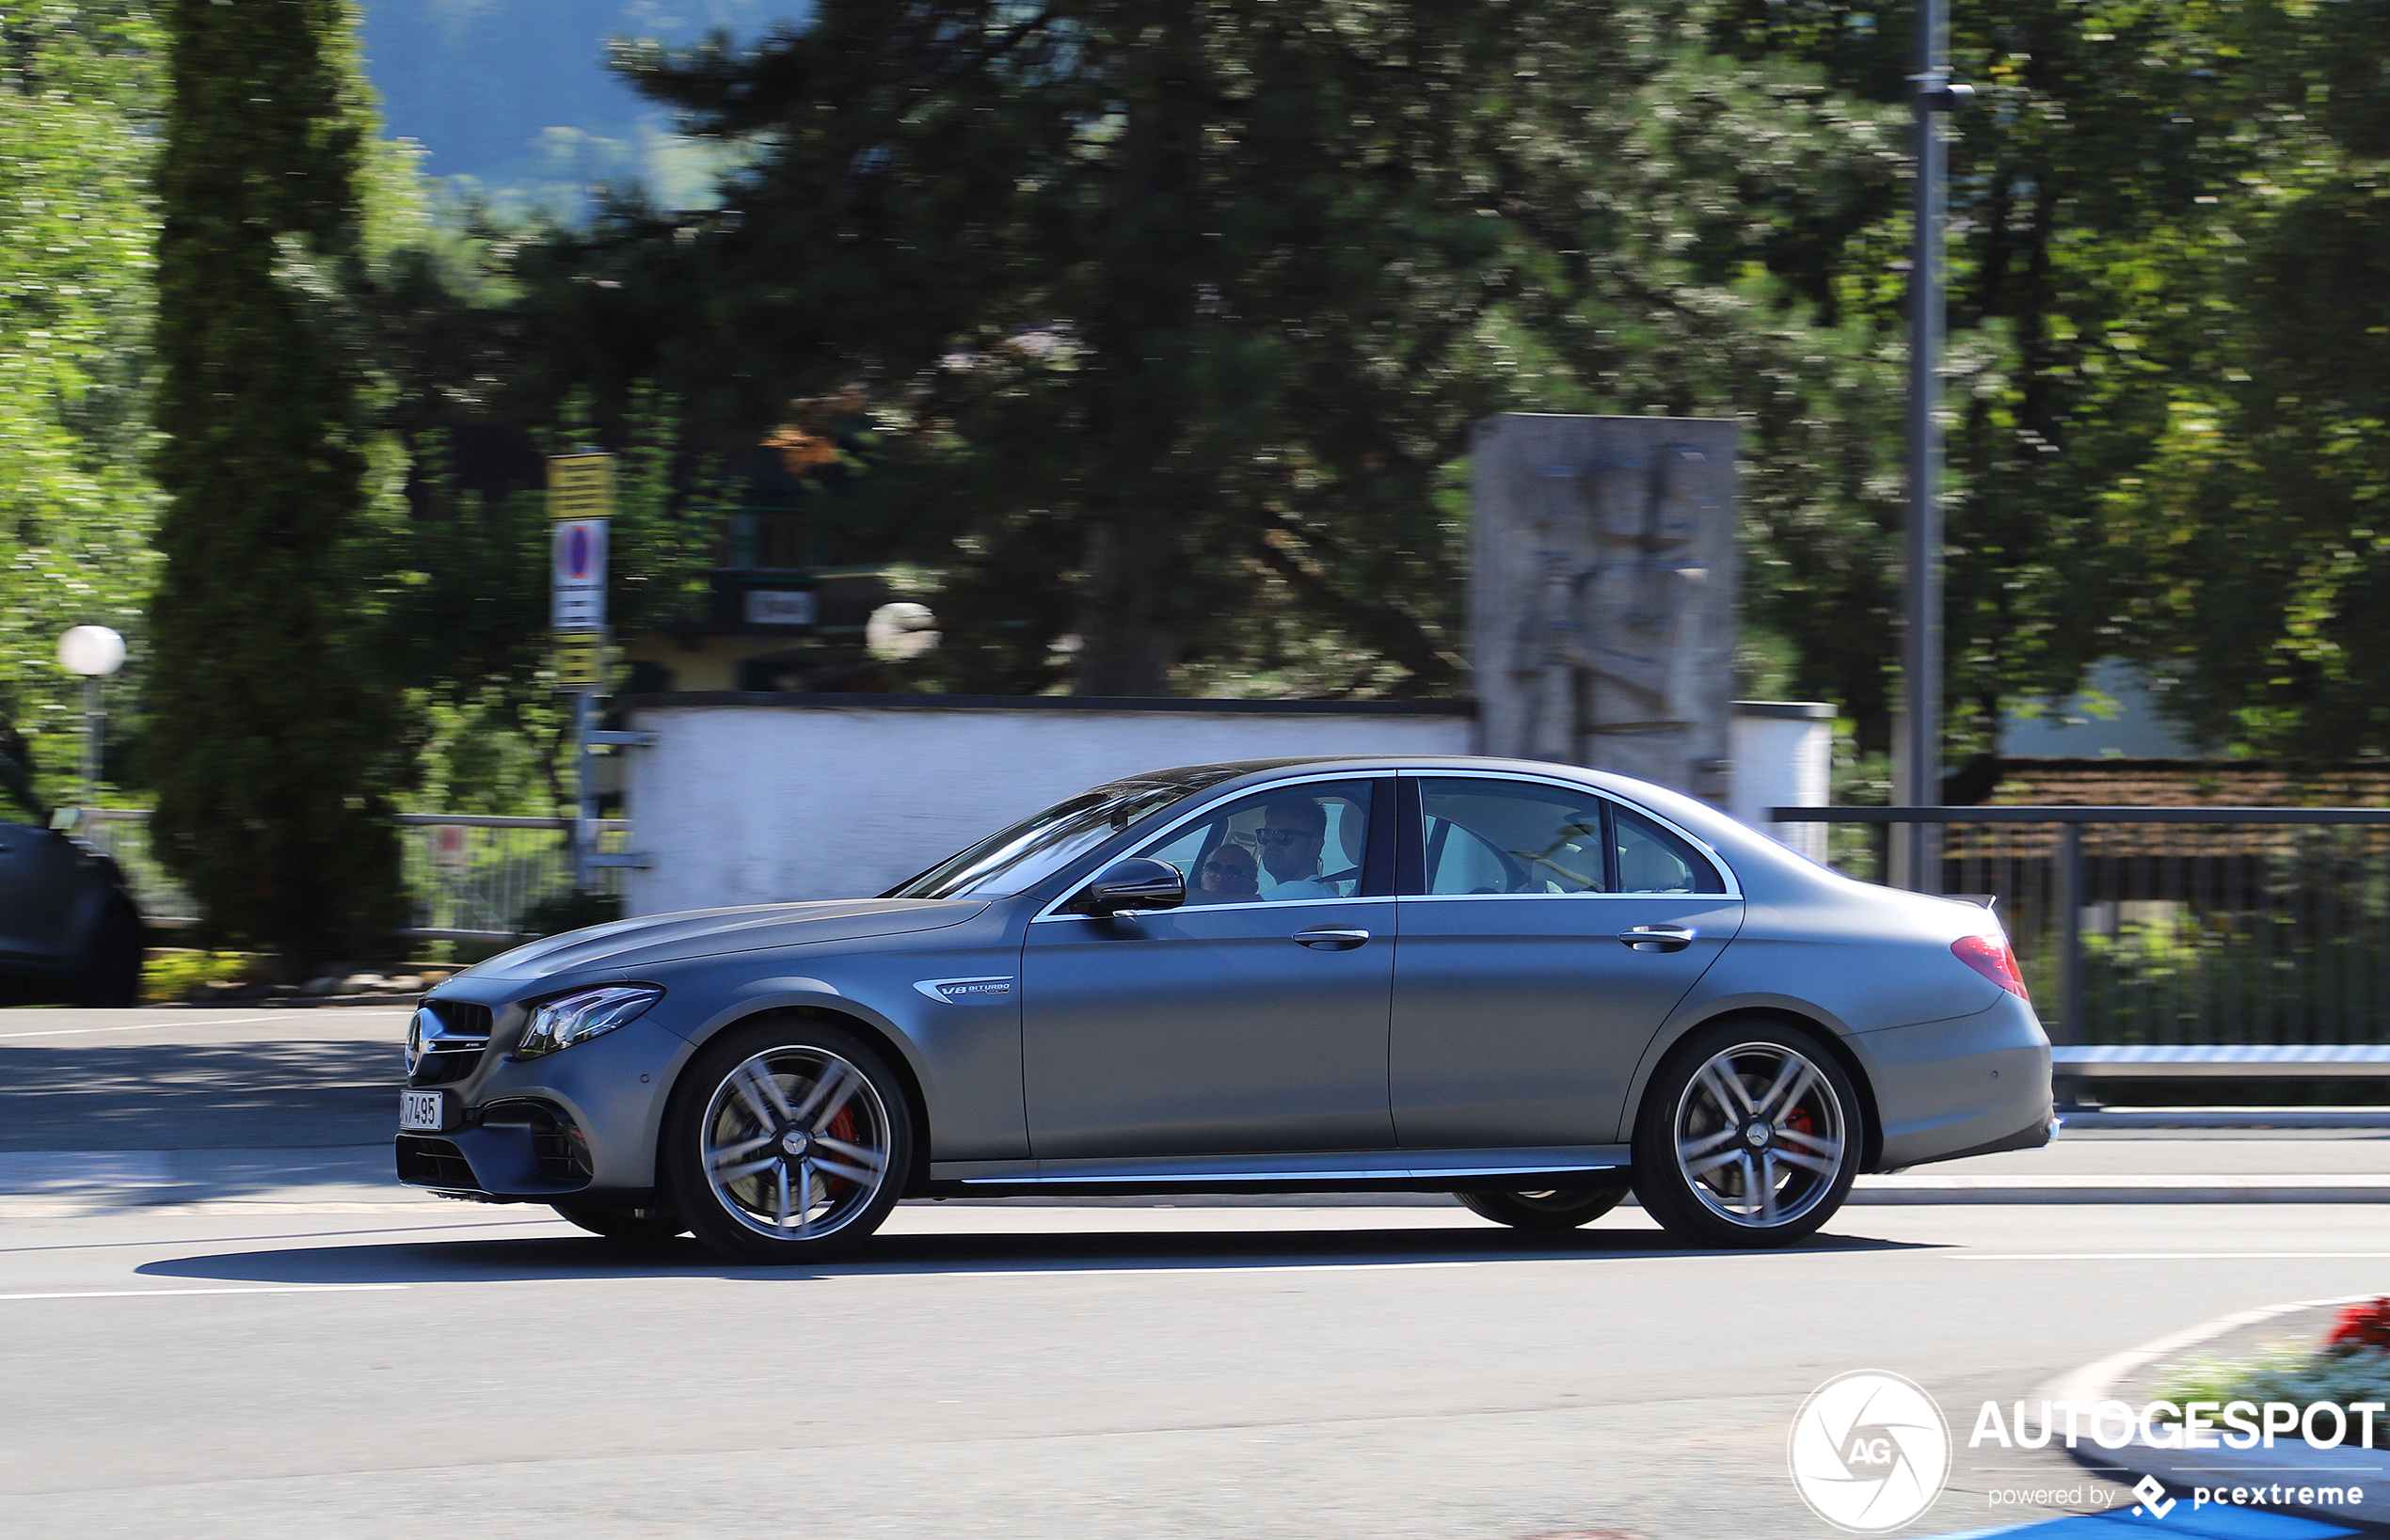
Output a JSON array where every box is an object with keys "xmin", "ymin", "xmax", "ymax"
[{"xmin": 56, "ymin": 625, "xmax": 125, "ymax": 806}]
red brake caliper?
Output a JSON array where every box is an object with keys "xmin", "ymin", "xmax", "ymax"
[{"xmin": 820, "ymin": 1104, "xmax": 860, "ymax": 1197}]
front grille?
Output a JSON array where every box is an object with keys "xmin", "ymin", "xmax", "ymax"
[
  {"xmin": 395, "ymin": 1135, "xmax": 480, "ymax": 1189},
  {"xmin": 408, "ymin": 1000, "xmax": 494, "ymax": 1087},
  {"xmin": 483, "ymin": 1101, "xmax": 594, "ymax": 1184}
]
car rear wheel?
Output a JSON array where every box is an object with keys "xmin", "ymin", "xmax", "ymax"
[
  {"xmin": 663, "ymin": 1019, "xmax": 913, "ymax": 1264},
  {"xmin": 1632, "ymin": 1022, "xmax": 1860, "ymax": 1248},
  {"xmin": 550, "ymin": 1201, "xmax": 688, "ymax": 1245},
  {"xmin": 1457, "ymin": 1186, "xmax": 1631, "ymax": 1230}
]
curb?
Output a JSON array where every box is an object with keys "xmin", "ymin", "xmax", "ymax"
[
  {"xmin": 2061, "ymin": 1109, "xmax": 2390, "ymax": 1131},
  {"xmin": 1851, "ymin": 1176, "xmax": 2390, "ymax": 1205},
  {"xmin": 158, "ymin": 993, "xmax": 423, "ymax": 1009},
  {"xmin": 2037, "ymin": 1294, "xmax": 2390, "ymax": 1527}
]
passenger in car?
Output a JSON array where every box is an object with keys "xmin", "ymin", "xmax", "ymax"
[{"xmin": 1190, "ymin": 840, "xmax": 1261, "ymax": 904}]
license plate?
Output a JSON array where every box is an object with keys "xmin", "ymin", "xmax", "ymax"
[{"xmin": 399, "ymin": 1089, "xmax": 447, "ymax": 1133}]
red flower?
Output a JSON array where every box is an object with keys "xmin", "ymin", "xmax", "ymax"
[{"xmin": 2326, "ymin": 1297, "xmax": 2390, "ymax": 1355}]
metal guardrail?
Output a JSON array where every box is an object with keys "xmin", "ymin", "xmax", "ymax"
[
  {"xmin": 74, "ymin": 810, "xmax": 629, "ymax": 942},
  {"xmin": 2054, "ymin": 1044, "xmax": 2390, "ymax": 1077},
  {"xmin": 1775, "ymin": 806, "xmax": 2390, "ymax": 1070}
]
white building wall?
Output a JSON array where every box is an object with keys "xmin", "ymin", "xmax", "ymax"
[
  {"xmin": 1728, "ymin": 702, "xmax": 1835, "ymax": 862},
  {"xmin": 624, "ymin": 700, "xmax": 1473, "ymax": 914}
]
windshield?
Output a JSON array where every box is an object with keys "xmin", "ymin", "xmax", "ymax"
[{"xmin": 888, "ymin": 770, "xmax": 1243, "ymax": 900}]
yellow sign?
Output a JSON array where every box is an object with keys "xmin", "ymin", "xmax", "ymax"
[
  {"xmin": 548, "ymin": 453, "xmax": 614, "ymax": 522},
  {"xmin": 552, "ymin": 630, "xmax": 608, "ymax": 689}
]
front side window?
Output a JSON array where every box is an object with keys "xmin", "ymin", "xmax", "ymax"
[
  {"xmin": 1126, "ymin": 779, "xmax": 1376, "ymax": 905},
  {"xmin": 889, "ymin": 770, "xmax": 1243, "ymax": 900}
]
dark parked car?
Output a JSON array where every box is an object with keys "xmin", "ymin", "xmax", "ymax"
[
  {"xmin": 0, "ymin": 753, "xmax": 143, "ymax": 1007},
  {"xmin": 398, "ymin": 756, "xmax": 2054, "ymax": 1261}
]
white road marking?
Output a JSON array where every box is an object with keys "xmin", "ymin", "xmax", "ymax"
[
  {"xmin": 880, "ymin": 1261, "xmax": 1483, "ymax": 1277},
  {"xmin": 0, "ymin": 1284, "xmax": 409, "ymax": 1300},
  {"xmin": 0, "ymin": 1012, "xmax": 404, "ymax": 1040},
  {"xmin": 1965, "ymin": 1251, "xmax": 2390, "ymax": 1261}
]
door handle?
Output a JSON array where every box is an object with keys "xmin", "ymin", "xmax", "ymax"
[
  {"xmin": 1618, "ymin": 925, "xmax": 1697, "ymax": 953},
  {"xmin": 1292, "ymin": 926, "xmax": 1372, "ymax": 950}
]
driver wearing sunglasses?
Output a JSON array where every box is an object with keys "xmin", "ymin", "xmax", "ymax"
[{"xmin": 1255, "ymin": 800, "xmax": 1346, "ymax": 900}]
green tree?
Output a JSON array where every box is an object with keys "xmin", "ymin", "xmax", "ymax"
[
  {"xmin": 2103, "ymin": 2, "xmax": 2390, "ymax": 758},
  {"xmin": 357, "ymin": 388, "xmax": 705, "ymax": 814},
  {"xmin": 145, "ymin": 0, "xmax": 403, "ymax": 968},
  {"xmin": 576, "ymin": 1, "xmax": 1905, "ymax": 701},
  {"xmin": 1706, "ymin": 0, "xmax": 2390, "ymax": 765},
  {"xmin": 0, "ymin": 0, "xmax": 163, "ymax": 786}
]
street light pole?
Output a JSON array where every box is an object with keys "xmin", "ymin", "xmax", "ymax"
[
  {"xmin": 1898, "ymin": 0, "xmax": 1969, "ymax": 891},
  {"xmin": 56, "ymin": 626, "xmax": 127, "ymax": 807}
]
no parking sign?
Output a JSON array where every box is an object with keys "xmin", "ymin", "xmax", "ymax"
[{"xmin": 548, "ymin": 453, "xmax": 613, "ymax": 631}]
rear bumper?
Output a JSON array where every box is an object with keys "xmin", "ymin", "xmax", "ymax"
[{"xmin": 1853, "ymin": 992, "xmax": 2055, "ymax": 1171}]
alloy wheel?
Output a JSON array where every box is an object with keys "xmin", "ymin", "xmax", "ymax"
[
  {"xmin": 700, "ymin": 1045, "xmax": 893, "ymax": 1241},
  {"xmin": 1670, "ymin": 1040, "xmax": 1846, "ymax": 1229}
]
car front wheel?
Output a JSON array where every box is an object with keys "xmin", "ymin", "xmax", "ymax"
[
  {"xmin": 1632, "ymin": 1022, "xmax": 1860, "ymax": 1247},
  {"xmin": 663, "ymin": 1019, "xmax": 913, "ymax": 1264}
]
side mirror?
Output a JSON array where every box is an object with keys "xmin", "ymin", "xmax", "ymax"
[
  {"xmin": 49, "ymin": 806, "xmax": 79, "ymax": 833},
  {"xmin": 1076, "ymin": 858, "xmax": 1186, "ymax": 916}
]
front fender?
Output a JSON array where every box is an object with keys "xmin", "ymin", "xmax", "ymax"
[{"xmin": 642, "ymin": 934, "xmax": 1029, "ymax": 1166}]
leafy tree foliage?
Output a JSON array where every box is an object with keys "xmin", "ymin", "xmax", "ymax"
[
  {"xmin": 527, "ymin": 0, "xmax": 1903, "ymax": 703},
  {"xmin": 1713, "ymin": 0, "xmax": 2390, "ymax": 761},
  {"xmin": 145, "ymin": 0, "xmax": 403, "ymax": 966},
  {"xmin": 0, "ymin": 0, "xmax": 162, "ymax": 784},
  {"xmin": 2102, "ymin": 2, "xmax": 2390, "ymax": 758}
]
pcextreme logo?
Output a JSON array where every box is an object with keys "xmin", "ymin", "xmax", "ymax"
[{"xmin": 1788, "ymin": 1371, "xmax": 1953, "ymax": 1532}]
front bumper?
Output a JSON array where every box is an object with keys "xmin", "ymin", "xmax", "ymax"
[{"xmin": 393, "ymin": 994, "xmax": 693, "ymax": 1202}]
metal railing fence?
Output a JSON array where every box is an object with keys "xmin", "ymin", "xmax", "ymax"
[
  {"xmin": 71, "ymin": 810, "xmax": 196, "ymax": 928},
  {"xmin": 72, "ymin": 810, "xmax": 629, "ymax": 942},
  {"xmin": 1775, "ymin": 806, "xmax": 2390, "ymax": 1052}
]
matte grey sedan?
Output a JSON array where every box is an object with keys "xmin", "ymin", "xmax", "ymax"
[{"xmin": 397, "ymin": 756, "xmax": 2054, "ymax": 1261}]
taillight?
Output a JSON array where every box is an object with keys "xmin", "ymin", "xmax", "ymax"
[{"xmin": 1952, "ymin": 933, "xmax": 2030, "ymax": 998}]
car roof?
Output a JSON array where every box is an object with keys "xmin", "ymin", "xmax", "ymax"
[{"xmin": 1098, "ymin": 754, "xmax": 1641, "ymax": 790}]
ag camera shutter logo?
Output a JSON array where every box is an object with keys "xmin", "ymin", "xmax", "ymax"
[{"xmin": 1787, "ymin": 1370, "xmax": 1952, "ymax": 1532}]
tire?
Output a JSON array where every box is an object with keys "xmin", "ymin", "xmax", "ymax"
[
  {"xmin": 1632, "ymin": 1020, "xmax": 1861, "ymax": 1248},
  {"xmin": 550, "ymin": 1201, "xmax": 689, "ymax": 1245},
  {"xmin": 1457, "ymin": 1186, "xmax": 1632, "ymax": 1231},
  {"xmin": 662, "ymin": 1018, "xmax": 914, "ymax": 1264},
  {"xmin": 71, "ymin": 904, "xmax": 143, "ymax": 1008}
]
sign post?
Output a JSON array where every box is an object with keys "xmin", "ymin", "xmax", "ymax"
[{"xmin": 549, "ymin": 452, "xmax": 613, "ymax": 892}]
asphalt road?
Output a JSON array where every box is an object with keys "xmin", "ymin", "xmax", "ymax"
[{"xmin": 4, "ymin": 1007, "xmax": 2389, "ymax": 1539}]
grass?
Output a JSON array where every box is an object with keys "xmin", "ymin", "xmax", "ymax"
[{"xmin": 140, "ymin": 950, "xmax": 269, "ymax": 1004}]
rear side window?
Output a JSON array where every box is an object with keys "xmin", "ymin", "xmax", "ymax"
[
  {"xmin": 1614, "ymin": 805, "xmax": 1726, "ymax": 894},
  {"xmin": 1413, "ymin": 777, "xmax": 1728, "ymax": 896},
  {"xmin": 1418, "ymin": 779, "xmax": 1608, "ymax": 895}
]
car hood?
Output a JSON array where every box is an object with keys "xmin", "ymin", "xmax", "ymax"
[{"xmin": 460, "ymin": 897, "xmax": 992, "ymax": 979}]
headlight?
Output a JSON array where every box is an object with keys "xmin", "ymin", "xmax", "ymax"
[{"xmin": 514, "ymin": 985, "xmax": 661, "ymax": 1059}]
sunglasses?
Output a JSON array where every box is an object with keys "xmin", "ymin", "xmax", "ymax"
[
  {"xmin": 1202, "ymin": 859, "xmax": 1253, "ymax": 877},
  {"xmin": 1253, "ymin": 827, "xmax": 1320, "ymax": 847}
]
